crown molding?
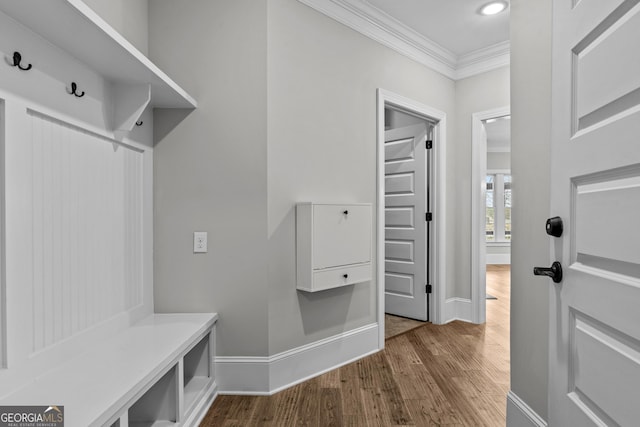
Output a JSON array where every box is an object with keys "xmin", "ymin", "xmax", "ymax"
[
  {"xmin": 297, "ymin": 0, "xmax": 510, "ymax": 80},
  {"xmin": 455, "ymin": 40, "xmax": 511, "ymax": 79}
]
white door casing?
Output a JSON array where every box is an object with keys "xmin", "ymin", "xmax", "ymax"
[
  {"xmin": 471, "ymin": 106, "xmax": 510, "ymax": 324},
  {"xmin": 548, "ymin": 1, "xmax": 640, "ymax": 425},
  {"xmin": 376, "ymin": 89, "xmax": 447, "ymax": 348},
  {"xmin": 384, "ymin": 123, "xmax": 430, "ymax": 321}
]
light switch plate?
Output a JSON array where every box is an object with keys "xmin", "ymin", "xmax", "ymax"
[{"xmin": 193, "ymin": 232, "xmax": 208, "ymax": 253}]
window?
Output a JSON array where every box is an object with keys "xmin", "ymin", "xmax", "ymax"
[{"xmin": 486, "ymin": 173, "xmax": 512, "ymax": 243}]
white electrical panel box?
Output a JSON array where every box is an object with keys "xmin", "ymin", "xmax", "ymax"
[{"xmin": 296, "ymin": 203, "xmax": 372, "ymax": 292}]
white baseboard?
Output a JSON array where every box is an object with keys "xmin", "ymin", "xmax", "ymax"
[
  {"xmin": 216, "ymin": 323, "xmax": 379, "ymax": 395},
  {"xmin": 444, "ymin": 298, "xmax": 472, "ymax": 323},
  {"xmin": 487, "ymin": 253, "xmax": 511, "ymax": 264},
  {"xmin": 268, "ymin": 323, "xmax": 379, "ymax": 393},
  {"xmin": 215, "ymin": 356, "xmax": 271, "ymax": 395},
  {"xmin": 506, "ymin": 391, "xmax": 547, "ymax": 427}
]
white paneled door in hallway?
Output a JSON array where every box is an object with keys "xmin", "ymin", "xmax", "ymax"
[
  {"xmin": 547, "ymin": 0, "xmax": 640, "ymax": 425},
  {"xmin": 384, "ymin": 122, "xmax": 432, "ymax": 321}
]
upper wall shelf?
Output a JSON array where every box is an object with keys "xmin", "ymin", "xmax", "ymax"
[{"xmin": 0, "ymin": 0, "xmax": 197, "ymax": 109}]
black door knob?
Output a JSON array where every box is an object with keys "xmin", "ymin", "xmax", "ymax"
[
  {"xmin": 533, "ymin": 261, "xmax": 563, "ymax": 283},
  {"xmin": 545, "ymin": 216, "xmax": 563, "ymax": 237}
]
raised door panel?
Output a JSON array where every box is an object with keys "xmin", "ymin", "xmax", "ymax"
[{"xmin": 573, "ymin": 1, "xmax": 640, "ymax": 131}]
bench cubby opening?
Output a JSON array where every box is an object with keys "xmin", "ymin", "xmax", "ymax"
[
  {"xmin": 128, "ymin": 364, "xmax": 179, "ymax": 426},
  {"xmin": 183, "ymin": 333, "xmax": 212, "ymax": 413}
]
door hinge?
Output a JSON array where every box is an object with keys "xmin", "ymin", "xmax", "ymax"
[
  {"xmin": 426, "ymin": 140, "xmax": 433, "ymax": 149},
  {"xmin": 425, "ymin": 284, "xmax": 432, "ymax": 294},
  {"xmin": 425, "ymin": 212, "xmax": 432, "ymax": 222}
]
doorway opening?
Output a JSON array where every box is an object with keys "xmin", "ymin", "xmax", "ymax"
[
  {"xmin": 471, "ymin": 107, "xmax": 510, "ymax": 324},
  {"xmin": 383, "ymin": 109, "xmax": 433, "ymax": 337},
  {"xmin": 376, "ymin": 89, "xmax": 447, "ymax": 348}
]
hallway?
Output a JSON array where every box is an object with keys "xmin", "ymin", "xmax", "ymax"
[{"xmin": 202, "ymin": 265, "xmax": 510, "ymax": 426}]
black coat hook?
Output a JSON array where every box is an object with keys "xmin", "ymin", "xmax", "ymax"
[
  {"xmin": 135, "ymin": 120, "xmax": 143, "ymax": 126},
  {"xmin": 67, "ymin": 82, "xmax": 85, "ymax": 98},
  {"xmin": 8, "ymin": 51, "xmax": 32, "ymax": 71}
]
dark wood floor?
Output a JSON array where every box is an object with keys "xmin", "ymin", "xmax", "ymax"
[{"xmin": 201, "ymin": 265, "xmax": 510, "ymax": 426}]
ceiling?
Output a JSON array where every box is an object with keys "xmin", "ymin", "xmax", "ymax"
[
  {"xmin": 366, "ymin": 0, "xmax": 510, "ymax": 57},
  {"xmin": 298, "ymin": 0, "xmax": 511, "ymax": 79}
]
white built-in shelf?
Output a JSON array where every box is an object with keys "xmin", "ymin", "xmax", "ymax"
[
  {"xmin": 184, "ymin": 377, "xmax": 212, "ymax": 413},
  {"xmin": 0, "ymin": 0, "xmax": 196, "ymax": 109},
  {"xmin": 183, "ymin": 333, "xmax": 212, "ymax": 413}
]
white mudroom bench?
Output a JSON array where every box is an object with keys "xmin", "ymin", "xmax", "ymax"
[{"xmin": 0, "ymin": 313, "xmax": 218, "ymax": 426}]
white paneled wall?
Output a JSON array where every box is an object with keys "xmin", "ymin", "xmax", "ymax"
[
  {"xmin": 28, "ymin": 110, "xmax": 143, "ymax": 351},
  {"xmin": 0, "ymin": 100, "xmax": 5, "ymax": 368}
]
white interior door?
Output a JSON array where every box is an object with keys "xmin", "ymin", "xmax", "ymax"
[
  {"xmin": 548, "ymin": 1, "xmax": 640, "ymax": 425},
  {"xmin": 384, "ymin": 123, "xmax": 430, "ymax": 321}
]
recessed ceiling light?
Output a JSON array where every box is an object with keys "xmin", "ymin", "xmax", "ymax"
[{"xmin": 479, "ymin": 1, "xmax": 508, "ymax": 16}]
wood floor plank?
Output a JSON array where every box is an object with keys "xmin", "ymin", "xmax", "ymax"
[
  {"xmin": 320, "ymin": 388, "xmax": 344, "ymax": 427},
  {"xmin": 375, "ymin": 352, "xmax": 413, "ymax": 425},
  {"xmin": 360, "ymin": 388, "xmax": 391, "ymax": 427},
  {"xmin": 341, "ymin": 414, "xmax": 368, "ymax": 427},
  {"xmin": 384, "ymin": 334, "xmax": 424, "ymax": 375},
  {"xmin": 201, "ymin": 266, "xmax": 511, "ymax": 426},
  {"xmin": 295, "ymin": 379, "xmax": 321, "ymax": 427},
  {"xmin": 247, "ymin": 396, "xmax": 277, "ymax": 425},
  {"xmin": 223, "ymin": 395, "xmax": 256, "ymax": 422},
  {"xmin": 200, "ymin": 395, "xmax": 236, "ymax": 426},
  {"xmin": 403, "ymin": 369, "xmax": 463, "ymax": 425},
  {"xmin": 357, "ymin": 354, "xmax": 384, "ymax": 390},
  {"xmin": 319, "ymin": 365, "xmax": 342, "ymax": 388},
  {"xmin": 274, "ymin": 384, "xmax": 303, "ymax": 425},
  {"xmin": 339, "ymin": 360, "xmax": 366, "ymax": 419},
  {"xmin": 405, "ymin": 398, "xmax": 464, "ymax": 426}
]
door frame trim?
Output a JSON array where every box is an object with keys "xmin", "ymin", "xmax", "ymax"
[
  {"xmin": 471, "ymin": 106, "xmax": 510, "ymax": 324},
  {"xmin": 376, "ymin": 88, "xmax": 447, "ymax": 349}
]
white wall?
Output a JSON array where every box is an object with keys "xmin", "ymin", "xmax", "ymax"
[
  {"xmin": 509, "ymin": 0, "xmax": 552, "ymax": 421},
  {"xmin": 149, "ymin": 0, "xmax": 456, "ymax": 359},
  {"xmin": 268, "ymin": 0, "xmax": 455, "ymax": 355},
  {"xmin": 488, "ymin": 152, "xmax": 511, "ymax": 170},
  {"xmin": 149, "ymin": 0, "xmax": 270, "ymax": 357},
  {"xmin": 487, "ymin": 245, "xmax": 510, "ymax": 264},
  {"xmin": 0, "ymin": 100, "xmax": 5, "ymax": 368},
  {"xmin": 81, "ymin": 0, "xmax": 149, "ymax": 55},
  {"xmin": 453, "ymin": 67, "xmax": 510, "ymax": 298},
  {"xmin": 266, "ymin": 0, "xmax": 458, "ymax": 353},
  {"xmin": 146, "ymin": 0, "xmax": 514, "ymax": 372}
]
